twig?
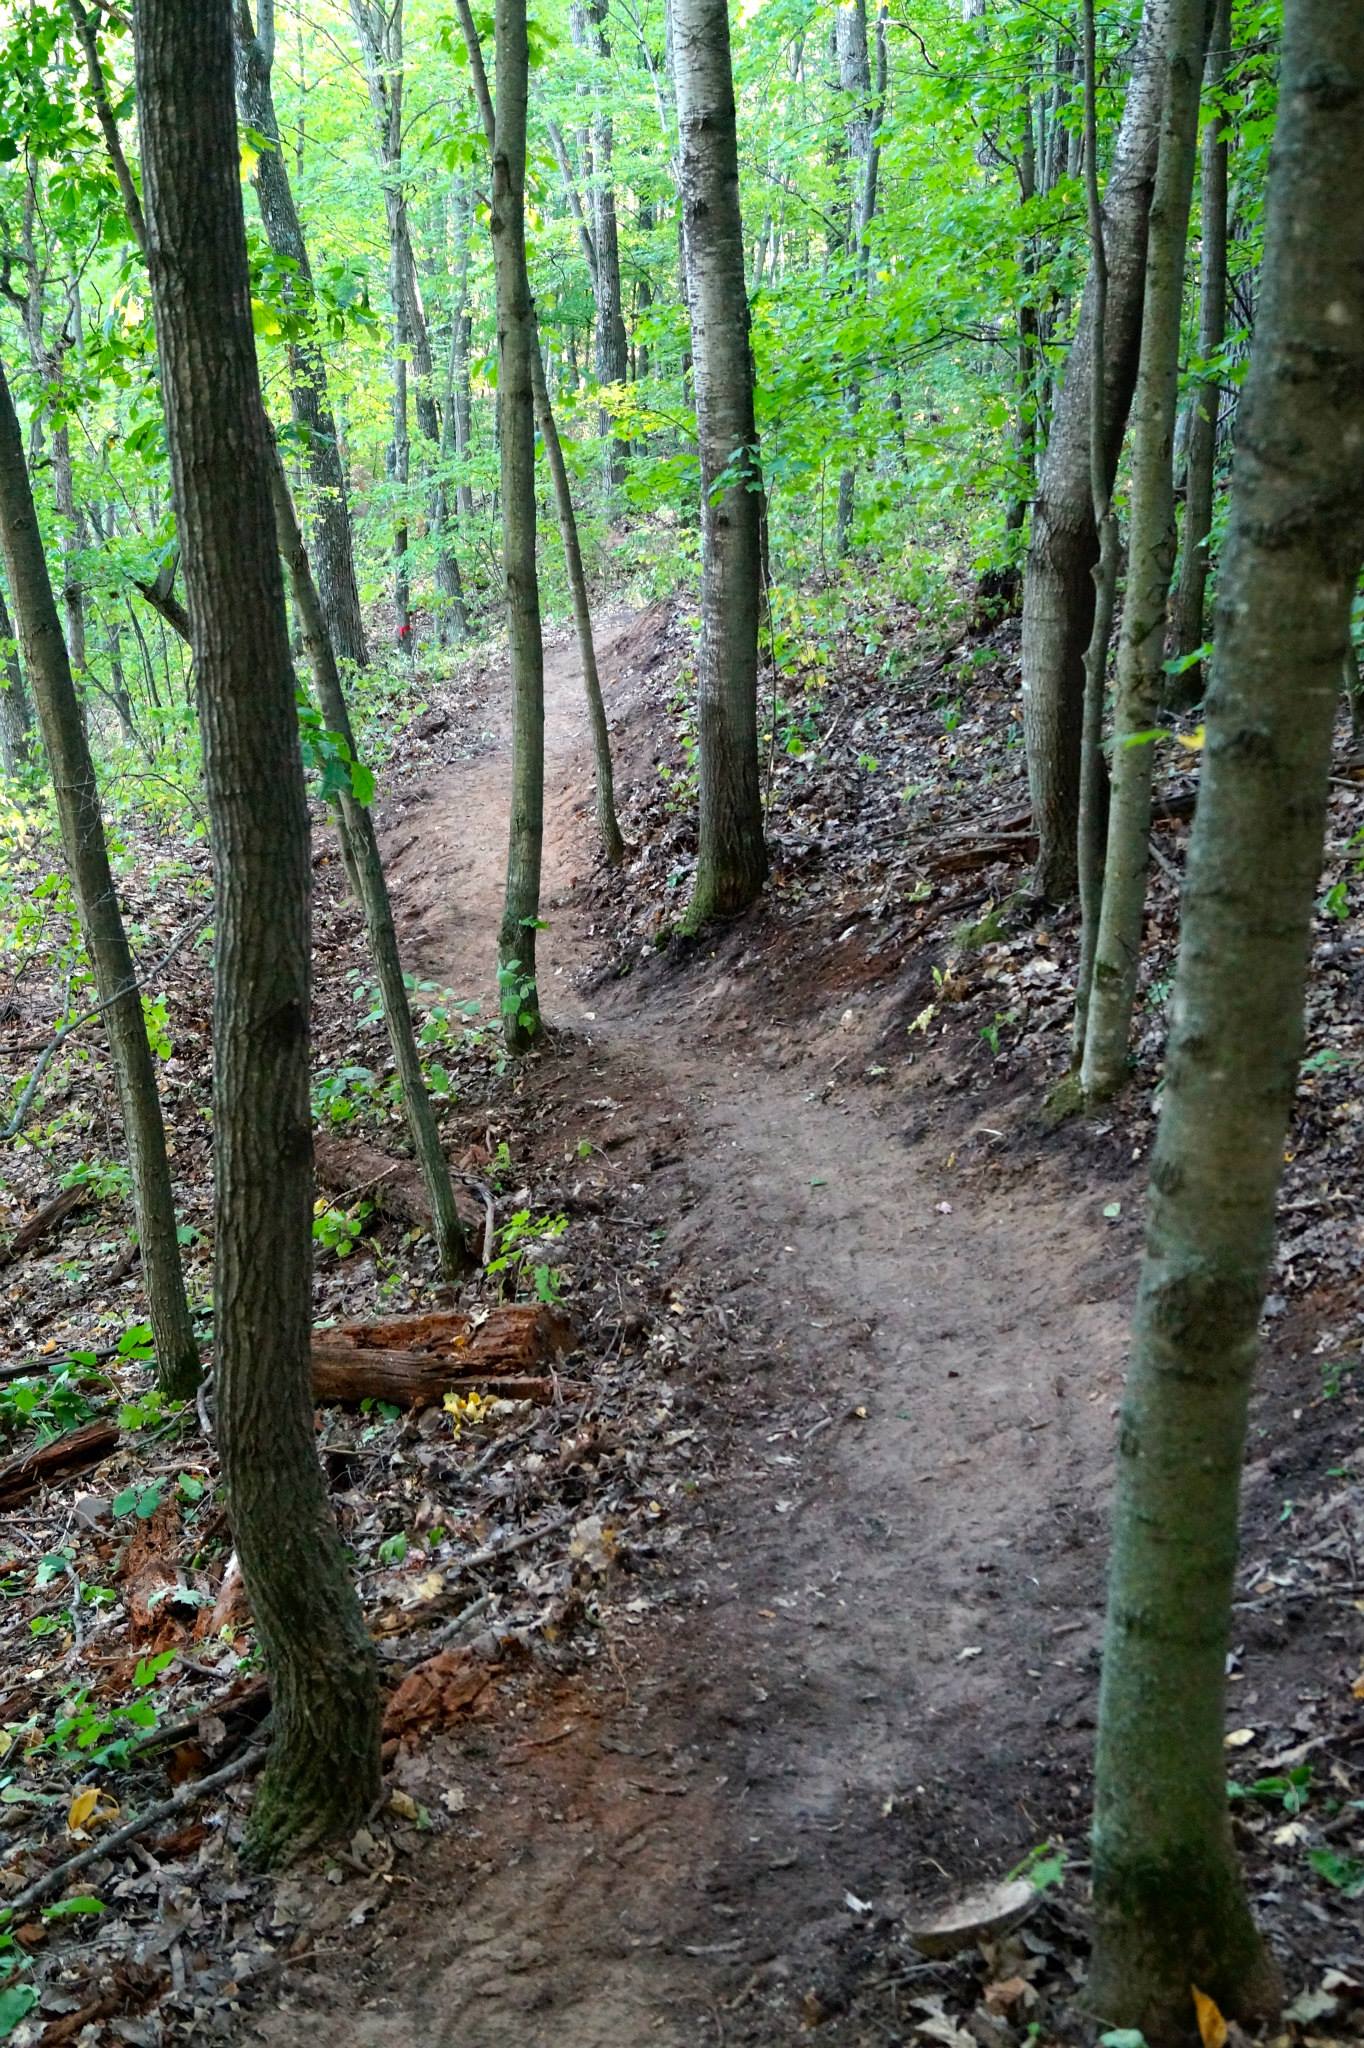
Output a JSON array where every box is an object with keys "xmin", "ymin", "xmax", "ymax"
[{"xmin": 1, "ymin": 1743, "xmax": 264, "ymax": 1920}]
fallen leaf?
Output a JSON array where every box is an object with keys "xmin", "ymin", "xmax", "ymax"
[
  {"xmin": 1223, "ymin": 1728, "xmax": 1255, "ymax": 1749},
  {"xmin": 1192, "ymin": 1985, "xmax": 1228, "ymax": 2048}
]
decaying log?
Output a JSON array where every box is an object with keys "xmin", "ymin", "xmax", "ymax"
[
  {"xmin": 311, "ymin": 1305, "xmax": 577, "ymax": 1408},
  {"xmin": 0, "ymin": 1186, "xmax": 89, "ymax": 1269},
  {"xmin": 0, "ymin": 1418, "xmax": 120, "ymax": 1508},
  {"xmin": 312, "ymin": 1130, "xmax": 484, "ymax": 1239}
]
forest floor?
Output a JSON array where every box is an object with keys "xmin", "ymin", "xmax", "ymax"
[
  {"xmin": 249, "ymin": 600, "xmax": 1364, "ymax": 2047},
  {"xmin": 2, "ymin": 592, "xmax": 1362, "ymax": 2046}
]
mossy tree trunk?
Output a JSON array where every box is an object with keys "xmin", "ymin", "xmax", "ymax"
[
  {"xmin": 1080, "ymin": 0, "xmax": 1207, "ymax": 1104},
  {"xmin": 0, "ymin": 354, "xmax": 199, "ymax": 1401},
  {"xmin": 0, "ymin": 578, "xmax": 34, "ymax": 774},
  {"xmin": 135, "ymin": 0, "xmax": 379, "ymax": 1865},
  {"xmin": 671, "ymin": 0, "xmax": 768, "ymax": 928},
  {"xmin": 1089, "ymin": 5, "xmax": 1364, "ymax": 2031}
]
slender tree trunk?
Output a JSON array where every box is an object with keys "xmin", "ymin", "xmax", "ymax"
[
  {"xmin": 1169, "ymin": 0, "xmax": 1230, "ymax": 704},
  {"xmin": 0, "ymin": 579, "xmax": 33, "ymax": 773},
  {"xmin": 0, "ymin": 357, "xmax": 199, "ymax": 1399},
  {"xmin": 136, "ymin": 0, "xmax": 379, "ymax": 1865},
  {"xmin": 1081, "ymin": 0, "xmax": 1206, "ymax": 1103},
  {"xmin": 1072, "ymin": 0, "xmax": 1120, "ymax": 1060},
  {"xmin": 458, "ymin": 11, "xmax": 620, "ymax": 870},
  {"xmin": 453, "ymin": 0, "xmax": 544, "ymax": 1048},
  {"xmin": 834, "ymin": 0, "xmax": 872, "ymax": 557},
  {"xmin": 671, "ymin": 0, "xmax": 768, "ymax": 928},
  {"xmin": 529, "ymin": 335, "xmax": 625, "ymax": 867},
  {"xmin": 268, "ymin": 454, "xmax": 472, "ymax": 1278},
  {"xmin": 1020, "ymin": 0, "xmax": 1172, "ymax": 900},
  {"xmin": 232, "ymin": 0, "xmax": 368, "ymax": 670},
  {"xmin": 573, "ymin": 0, "xmax": 630, "ymax": 490},
  {"xmin": 1089, "ymin": 6, "xmax": 1364, "ymax": 2029}
]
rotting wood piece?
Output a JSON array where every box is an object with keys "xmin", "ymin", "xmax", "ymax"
[
  {"xmin": 311, "ymin": 1305, "xmax": 576, "ymax": 1408},
  {"xmin": 0, "ymin": 1185, "xmax": 89, "ymax": 1269},
  {"xmin": 313, "ymin": 1131, "xmax": 484, "ymax": 1238},
  {"xmin": 0, "ymin": 1418, "xmax": 119, "ymax": 1508}
]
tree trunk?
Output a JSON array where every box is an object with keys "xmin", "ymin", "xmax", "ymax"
[
  {"xmin": 136, "ymin": 0, "xmax": 379, "ymax": 1866},
  {"xmin": 267, "ymin": 453, "xmax": 473, "ymax": 1279},
  {"xmin": 1072, "ymin": 0, "xmax": 1120, "ymax": 1061},
  {"xmin": 1020, "ymin": 0, "xmax": 1171, "ymax": 900},
  {"xmin": 1168, "ymin": 0, "xmax": 1231, "ymax": 704},
  {"xmin": 452, "ymin": 0, "xmax": 544, "ymax": 1049},
  {"xmin": 834, "ymin": 0, "xmax": 872, "ymax": 558},
  {"xmin": 0, "ymin": 578, "xmax": 34, "ymax": 773},
  {"xmin": 1089, "ymin": 5, "xmax": 1364, "ymax": 2030},
  {"xmin": 1080, "ymin": 0, "xmax": 1206, "ymax": 1103},
  {"xmin": 232, "ymin": 0, "xmax": 368, "ymax": 671},
  {"xmin": 671, "ymin": 0, "xmax": 767, "ymax": 928},
  {"xmin": 0, "ymin": 357, "xmax": 199, "ymax": 1400}
]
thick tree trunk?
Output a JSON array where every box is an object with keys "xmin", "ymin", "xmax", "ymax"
[
  {"xmin": 136, "ymin": 0, "xmax": 379, "ymax": 1865},
  {"xmin": 1020, "ymin": 0, "xmax": 1171, "ymax": 899},
  {"xmin": 0, "ymin": 579, "xmax": 34, "ymax": 773},
  {"xmin": 268, "ymin": 454, "xmax": 473, "ymax": 1279},
  {"xmin": 232, "ymin": 0, "xmax": 368, "ymax": 670},
  {"xmin": 671, "ymin": 0, "xmax": 767, "ymax": 928},
  {"xmin": 1169, "ymin": 0, "xmax": 1230, "ymax": 704},
  {"xmin": 1080, "ymin": 0, "xmax": 1206, "ymax": 1103},
  {"xmin": 0, "ymin": 357, "xmax": 199, "ymax": 1401},
  {"xmin": 1088, "ymin": 6, "xmax": 1364, "ymax": 2031}
]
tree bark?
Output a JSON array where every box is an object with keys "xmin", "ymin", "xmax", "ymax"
[
  {"xmin": 834, "ymin": 0, "xmax": 873, "ymax": 558},
  {"xmin": 232, "ymin": 0, "xmax": 368, "ymax": 670},
  {"xmin": 452, "ymin": 0, "xmax": 544, "ymax": 1048},
  {"xmin": 0, "ymin": 578, "xmax": 34, "ymax": 773},
  {"xmin": 1089, "ymin": 5, "xmax": 1364, "ymax": 2031},
  {"xmin": 0, "ymin": 354, "xmax": 199, "ymax": 1402},
  {"xmin": 1080, "ymin": 0, "xmax": 1206, "ymax": 1103},
  {"xmin": 135, "ymin": 0, "xmax": 379, "ymax": 1866},
  {"xmin": 1020, "ymin": 0, "xmax": 1171, "ymax": 900},
  {"xmin": 1168, "ymin": 0, "xmax": 1231, "ymax": 703},
  {"xmin": 671, "ymin": 0, "xmax": 767, "ymax": 928}
]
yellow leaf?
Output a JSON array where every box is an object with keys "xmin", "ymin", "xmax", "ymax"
[
  {"xmin": 67, "ymin": 1786, "xmax": 100, "ymax": 1834},
  {"xmin": 1192, "ymin": 1986, "xmax": 1227, "ymax": 2048},
  {"xmin": 1223, "ymin": 1727, "xmax": 1255, "ymax": 1748},
  {"xmin": 240, "ymin": 143, "xmax": 260, "ymax": 179},
  {"xmin": 40, "ymin": 1340, "xmax": 57, "ymax": 1355},
  {"xmin": 1176, "ymin": 725, "xmax": 1206, "ymax": 751},
  {"xmin": 1351, "ymin": 1671, "xmax": 1364, "ymax": 1700},
  {"xmin": 388, "ymin": 1789, "xmax": 420, "ymax": 1822}
]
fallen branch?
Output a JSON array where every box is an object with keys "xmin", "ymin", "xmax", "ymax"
[
  {"xmin": 0, "ymin": 1743, "xmax": 264, "ymax": 1922},
  {"xmin": 0, "ymin": 1419, "xmax": 119, "ymax": 1509},
  {"xmin": 313, "ymin": 1131, "xmax": 486, "ymax": 1241},
  {"xmin": 0, "ymin": 1186, "xmax": 89, "ymax": 1269}
]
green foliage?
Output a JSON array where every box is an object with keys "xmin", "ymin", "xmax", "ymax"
[{"xmin": 486, "ymin": 1207, "xmax": 568, "ymax": 1304}]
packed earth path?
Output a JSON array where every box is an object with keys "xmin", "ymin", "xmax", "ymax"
[{"xmin": 251, "ymin": 611, "xmax": 1134, "ymax": 2048}]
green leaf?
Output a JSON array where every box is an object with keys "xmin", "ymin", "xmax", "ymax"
[
  {"xmin": 1308, "ymin": 1847, "xmax": 1364, "ymax": 1897},
  {"xmin": 0, "ymin": 1985, "xmax": 37, "ymax": 2037},
  {"xmin": 42, "ymin": 1895, "xmax": 105, "ymax": 1920}
]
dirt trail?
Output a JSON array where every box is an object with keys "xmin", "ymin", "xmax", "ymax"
[{"xmin": 255, "ymin": 615, "xmax": 1132, "ymax": 2047}]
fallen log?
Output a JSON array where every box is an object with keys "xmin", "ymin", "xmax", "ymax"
[
  {"xmin": 0, "ymin": 1418, "xmax": 120, "ymax": 1508},
  {"xmin": 312, "ymin": 1130, "xmax": 486, "ymax": 1243},
  {"xmin": 0, "ymin": 1186, "xmax": 89, "ymax": 1270},
  {"xmin": 311, "ymin": 1305, "xmax": 576, "ymax": 1408}
]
